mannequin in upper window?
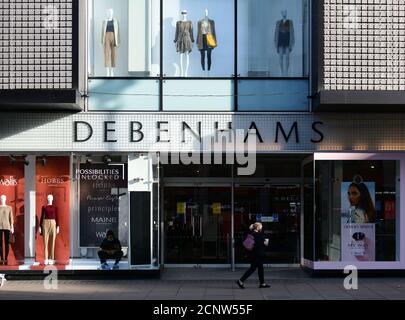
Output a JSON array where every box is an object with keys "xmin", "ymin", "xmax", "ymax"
[
  {"xmin": 197, "ymin": 9, "xmax": 217, "ymax": 73},
  {"xmin": 39, "ymin": 194, "xmax": 60, "ymax": 266},
  {"xmin": 174, "ymin": 10, "xmax": 194, "ymax": 77},
  {"xmin": 0, "ymin": 195, "xmax": 14, "ymax": 266},
  {"xmin": 274, "ymin": 9, "xmax": 295, "ymax": 76},
  {"xmin": 102, "ymin": 8, "xmax": 120, "ymax": 77}
]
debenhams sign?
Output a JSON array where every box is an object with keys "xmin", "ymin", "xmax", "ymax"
[{"xmin": 73, "ymin": 120, "xmax": 325, "ymax": 144}]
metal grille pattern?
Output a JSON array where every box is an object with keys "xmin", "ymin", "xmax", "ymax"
[
  {"xmin": 324, "ymin": 0, "xmax": 405, "ymax": 91},
  {"xmin": 0, "ymin": 0, "xmax": 73, "ymax": 90}
]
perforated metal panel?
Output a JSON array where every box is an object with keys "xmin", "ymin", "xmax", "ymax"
[
  {"xmin": 0, "ymin": 0, "xmax": 73, "ymax": 90},
  {"xmin": 323, "ymin": 0, "xmax": 405, "ymax": 91}
]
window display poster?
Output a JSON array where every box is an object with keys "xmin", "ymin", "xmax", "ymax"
[
  {"xmin": 341, "ymin": 223, "xmax": 376, "ymax": 261},
  {"xmin": 340, "ymin": 179, "xmax": 376, "ymax": 261},
  {"xmin": 79, "ymin": 163, "xmax": 127, "ymax": 247},
  {"xmin": 0, "ymin": 157, "xmax": 25, "ymax": 266},
  {"xmin": 340, "ymin": 181, "xmax": 375, "ymax": 224},
  {"xmin": 35, "ymin": 157, "xmax": 70, "ymax": 265}
]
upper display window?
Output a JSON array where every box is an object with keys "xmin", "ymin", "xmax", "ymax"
[
  {"xmin": 88, "ymin": 0, "xmax": 309, "ymax": 79},
  {"xmin": 163, "ymin": 0, "xmax": 234, "ymax": 77},
  {"xmin": 88, "ymin": 0, "xmax": 160, "ymax": 77},
  {"xmin": 238, "ymin": 0, "xmax": 309, "ymax": 78}
]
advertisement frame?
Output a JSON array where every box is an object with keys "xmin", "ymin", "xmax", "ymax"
[{"xmin": 313, "ymin": 152, "xmax": 404, "ymax": 270}]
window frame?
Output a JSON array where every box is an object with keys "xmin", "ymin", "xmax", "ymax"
[
  {"xmin": 307, "ymin": 153, "xmax": 405, "ymax": 271},
  {"xmin": 86, "ymin": 0, "xmax": 311, "ymax": 112}
]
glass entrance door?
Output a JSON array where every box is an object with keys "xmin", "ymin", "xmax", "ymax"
[
  {"xmin": 164, "ymin": 186, "xmax": 231, "ymax": 264},
  {"xmin": 234, "ymin": 185, "xmax": 301, "ymax": 264}
]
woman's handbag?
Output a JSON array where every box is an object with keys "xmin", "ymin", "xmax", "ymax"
[
  {"xmin": 9, "ymin": 232, "xmax": 15, "ymax": 244},
  {"xmin": 206, "ymin": 33, "xmax": 217, "ymax": 48},
  {"xmin": 243, "ymin": 234, "xmax": 254, "ymax": 251}
]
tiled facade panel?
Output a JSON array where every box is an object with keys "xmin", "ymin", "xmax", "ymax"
[
  {"xmin": 0, "ymin": 113, "xmax": 404, "ymax": 152},
  {"xmin": 0, "ymin": 0, "xmax": 73, "ymax": 90},
  {"xmin": 324, "ymin": 0, "xmax": 405, "ymax": 90}
]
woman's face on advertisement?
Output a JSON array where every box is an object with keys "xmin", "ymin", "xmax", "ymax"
[{"xmin": 348, "ymin": 186, "xmax": 361, "ymax": 206}]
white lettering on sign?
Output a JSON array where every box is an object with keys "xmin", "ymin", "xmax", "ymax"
[
  {"xmin": 0, "ymin": 177, "xmax": 18, "ymax": 187},
  {"xmin": 40, "ymin": 177, "xmax": 66, "ymax": 185},
  {"xmin": 91, "ymin": 217, "xmax": 118, "ymax": 224}
]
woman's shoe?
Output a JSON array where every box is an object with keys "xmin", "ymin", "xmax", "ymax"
[
  {"xmin": 236, "ymin": 280, "xmax": 245, "ymax": 289},
  {"xmin": 259, "ymin": 283, "xmax": 271, "ymax": 288}
]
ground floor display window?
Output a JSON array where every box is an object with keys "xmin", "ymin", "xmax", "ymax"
[
  {"xmin": 0, "ymin": 157, "xmax": 25, "ymax": 267},
  {"xmin": 73, "ymin": 155, "xmax": 129, "ymax": 270},
  {"xmin": 315, "ymin": 159, "xmax": 400, "ymax": 263},
  {"xmin": 0, "ymin": 153, "xmax": 160, "ymax": 271},
  {"xmin": 34, "ymin": 157, "xmax": 71, "ymax": 267}
]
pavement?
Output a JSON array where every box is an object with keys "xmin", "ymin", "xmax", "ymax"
[{"xmin": 0, "ymin": 267, "xmax": 405, "ymax": 300}]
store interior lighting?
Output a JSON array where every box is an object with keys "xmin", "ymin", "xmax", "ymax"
[
  {"xmin": 103, "ymin": 155, "xmax": 112, "ymax": 164},
  {"xmin": 9, "ymin": 155, "xmax": 16, "ymax": 165}
]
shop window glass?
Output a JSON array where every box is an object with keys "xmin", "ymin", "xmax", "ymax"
[
  {"xmin": 71, "ymin": 155, "xmax": 129, "ymax": 270},
  {"xmin": 89, "ymin": 0, "xmax": 160, "ymax": 77},
  {"xmin": 0, "ymin": 157, "xmax": 25, "ymax": 267},
  {"xmin": 237, "ymin": 0, "xmax": 309, "ymax": 78},
  {"xmin": 315, "ymin": 160, "xmax": 400, "ymax": 262},
  {"xmin": 238, "ymin": 79, "xmax": 309, "ymax": 111},
  {"xmin": 163, "ymin": 0, "xmax": 234, "ymax": 77},
  {"xmin": 88, "ymin": 79, "xmax": 160, "ymax": 111},
  {"xmin": 35, "ymin": 157, "xmax": 71, "ymax": 266},
  {"xmin": 303, "ymin": 160, "xmax": 314, "ymax": 261},
  {"xmin": 163, "ymin": 160, "xmax": 232, "ymax": 178},
  {"xmin": 163, "ymin": 80, "xmax": 234, "ymax": 111}
]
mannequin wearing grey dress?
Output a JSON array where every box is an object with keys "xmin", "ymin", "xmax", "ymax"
[{"xmin": 174, "ymin": 20, "xmax": 194, "ymax": 53}]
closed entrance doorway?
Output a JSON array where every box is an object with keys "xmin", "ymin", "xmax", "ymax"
[{"xmin": 164, "ymin": 186, "xmax": 232, "ymax": 264}]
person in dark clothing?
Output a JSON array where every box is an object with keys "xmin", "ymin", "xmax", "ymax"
[
  {"xmin": 98, "ymin": 230, "xmax": 123, "ymax": 270},
  {"xmin": 236, "ymin": 223, "xmax": 270, "ymax": 289}
]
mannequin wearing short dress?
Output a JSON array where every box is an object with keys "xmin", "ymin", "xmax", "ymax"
[
  {"xmin": 274, "ymin": 9, "xmax": 294, "ymax": 76},
  {"xmin": 174, "ymin": 10, "xmax": 194, "ymax": 77}
]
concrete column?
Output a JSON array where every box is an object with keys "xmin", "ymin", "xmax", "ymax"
[
  {"xmin": 24, "ymin": 155, "xmax": 36, "ymax": 260},
  {"xmin": 70, "ymin": 154, "xmax": 79, "ymax": 259}
]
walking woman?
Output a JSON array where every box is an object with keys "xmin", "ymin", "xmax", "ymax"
[{"xmin": 236, "ymin": 222, "xmax": 270, "ymax": 289}]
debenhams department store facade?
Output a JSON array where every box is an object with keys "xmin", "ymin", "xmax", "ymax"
[{"xmin": 1, "ymin": 0, "xmax": 405, "ymax": 274}]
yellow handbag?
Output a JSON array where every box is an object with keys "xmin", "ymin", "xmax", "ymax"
[{"xmin": 206, "ymin": 33, "xmax": 217, "ymax": 48}]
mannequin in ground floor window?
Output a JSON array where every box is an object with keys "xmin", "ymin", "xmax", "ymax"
[
  {"xmin": 40, "ymin": 194, "xmax": 60, "ymax": 265},
  {"xmin": 0, "ymin": 195, "xmax": 14, "ymax": 266}
]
